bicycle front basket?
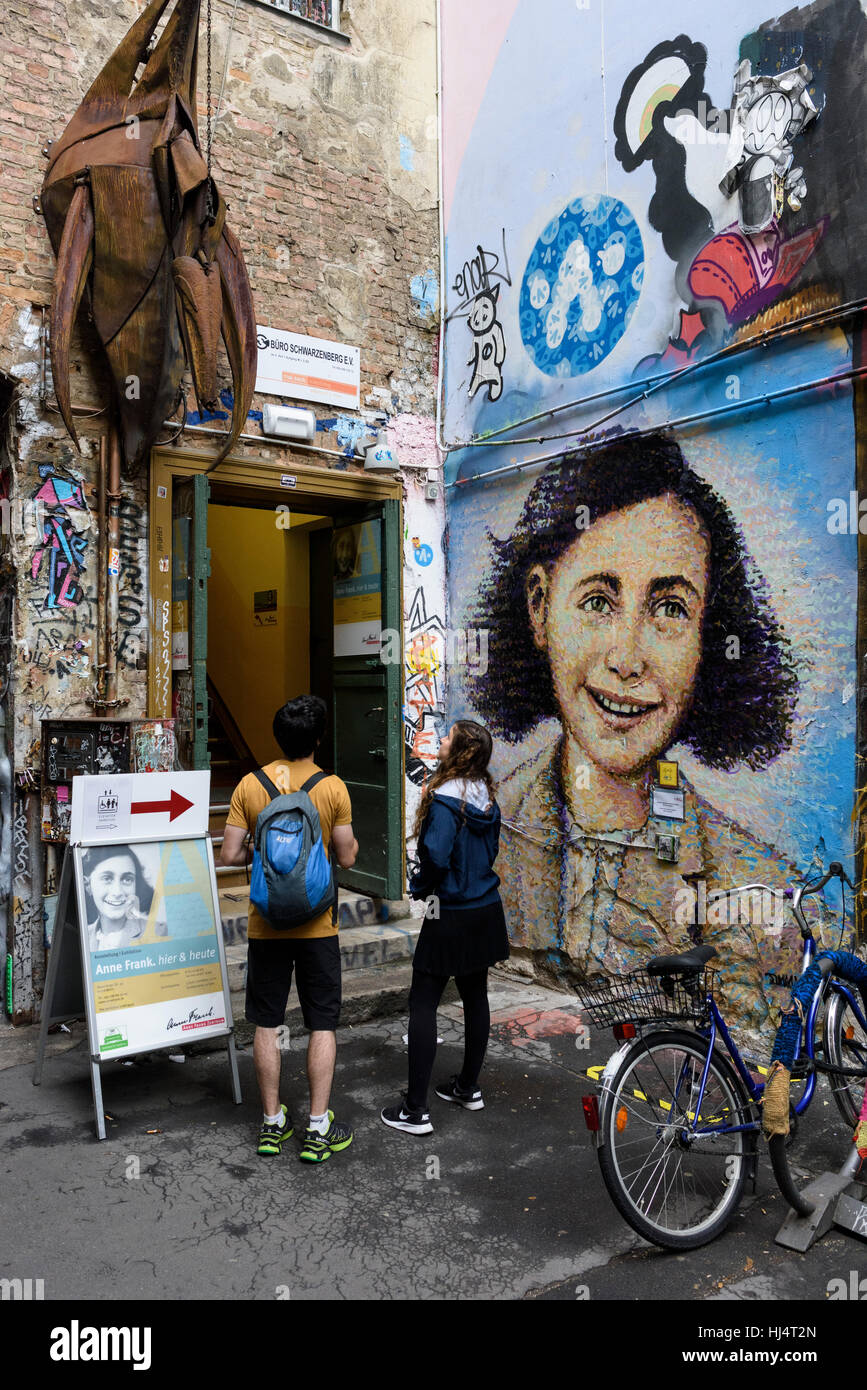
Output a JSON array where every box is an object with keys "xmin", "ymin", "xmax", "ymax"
[{"xmin": 574, "ymin": 967, "xmax": 716, "ymax": 1028}]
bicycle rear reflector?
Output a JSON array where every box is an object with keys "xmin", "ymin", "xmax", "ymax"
[
  {"xmin": 614, "ymin": 1022, "xmax": 636, "ymax": 1041},
  {"xmin": 582, "ymin": 1094, "xmax": 600, "ymax": 1131}
]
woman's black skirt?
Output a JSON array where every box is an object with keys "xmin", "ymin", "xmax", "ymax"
[{"xmin": 411, "ymin": 896, "xmax": 510, "ymax": 977}]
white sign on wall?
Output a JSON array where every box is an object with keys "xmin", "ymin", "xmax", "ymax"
[{"xmin": 256, "ymin": 326, "xmax": 361, "ymax": 408}]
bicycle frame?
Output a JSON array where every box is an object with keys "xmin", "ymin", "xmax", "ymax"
[{"xmin": 593, "ymin": 874, "xmax": 847, "ymax": 1148}]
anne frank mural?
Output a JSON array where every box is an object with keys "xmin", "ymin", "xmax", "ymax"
[{"xmin": 465, "ymin": 431, "xmax": 840, "ymax": 1045}]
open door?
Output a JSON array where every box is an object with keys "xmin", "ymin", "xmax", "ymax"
[
  {"xmin": 172, "ymin": 474, "xmax": 210, "ymax": 770},
  {"xmin": 331, "ymin": 500, "xmax": 403, "ymax": 899}
]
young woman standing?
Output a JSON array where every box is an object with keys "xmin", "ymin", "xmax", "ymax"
[{"xmin": 381, "ymin": 719, "xmax": 510, "ymax": 1134}]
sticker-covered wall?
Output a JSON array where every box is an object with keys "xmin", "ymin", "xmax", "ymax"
[{"xmin": 440, "ymin": 0, "xmax": 865, "ymax": 1046}]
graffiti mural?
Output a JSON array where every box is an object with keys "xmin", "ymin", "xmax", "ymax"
[
  {"xmin": 404, "ymin": 586, "xmax": 446, "ymax": 786},
  {"xmin": 614, "ymin": 35, "xmax": 828, "ymax": 371},
  {"xmin": 441, "ymin": 0, "xmax": 867, "ymax": 445},
  {"xmin": 29, "ymin": 464, "xmax": 89, "ymax": 611},
  {"xmin": 440, "ymin": 0, "xmax": 863, "ymax": 1047},
  {"xmin": 467, "ymin": 285, "xmax": 506, "ymax": 401},
  {"xmin": 519, "ymin": 196, "xmax": 644, "ymax": 377}
]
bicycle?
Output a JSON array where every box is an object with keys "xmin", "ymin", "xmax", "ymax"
[
  {"xmin": 577, "ymin": 864, "xmax": 854, "ymax": 1250},
  {"xmin": 761, "ymin": 905, "xmax": 867, "ymax": 1218}
]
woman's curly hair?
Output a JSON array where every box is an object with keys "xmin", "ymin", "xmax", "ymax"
[{"xmin": 464, "ymin": 431, "xmax": 799, "ymax": 771}]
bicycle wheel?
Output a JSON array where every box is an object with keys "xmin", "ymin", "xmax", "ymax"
[
  {"xmin": 824, "ymin": 987, "xmax": 867, "ymax": 1129},
  {"xmin": 597, "ymin": 1028, "xmax": 757, "ymax": 1250}
]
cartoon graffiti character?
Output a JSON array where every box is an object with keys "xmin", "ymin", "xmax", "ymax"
[
  {"xmin": 613, "ymin": 35, "xmax": 825, "ymax": 369},
  {"xmin": 719, "ymin": 60, "xmax": 818, "ymax": 235},
  {"xmin": 467, "ymin": 285, "xmax": 506, "ymax": 401}
]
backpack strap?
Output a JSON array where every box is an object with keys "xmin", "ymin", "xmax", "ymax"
[
  {"xmin": 301, "ymin": 771, "xmax": 336, "ymax": 924},
  {"xmin": 254, "ymin": 769, "xmax": 282, "ymax": 800},
  {"xmin": 301, "ymin": 771, "xmax": 328, "ymax": 795}
]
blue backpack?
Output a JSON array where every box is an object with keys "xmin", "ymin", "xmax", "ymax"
[{"xmin": 249, "ymin": 770, "xmax": 337, "ymax": 929}]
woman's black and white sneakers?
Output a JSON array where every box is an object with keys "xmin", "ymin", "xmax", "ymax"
[
  {"xmin": 381, "ymin": 1100, "xmax": 434, "ymax": 1134},
  {"xmin": 434, "ymin": 1075, "xmax": 484, "ymax": 1110}
]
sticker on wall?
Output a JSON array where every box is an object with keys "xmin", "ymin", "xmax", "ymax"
[
  {"xmin": 411, "ymin": 537, "xmax": 434, "ymax": 567},
  {"xmin": 519, "ymin": 195, "xmax": 644, "ymax": 377},
  {"xmin": 157, "ymin": 486, "xmax": 168, "ymax": 499},
  {"xmin": 656, "ymin": 759, "xmax": 679, "ymax": 788}
]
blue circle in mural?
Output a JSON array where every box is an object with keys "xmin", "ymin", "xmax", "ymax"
[{"xmin": 519, "ymin": 195, "xmax": 644, "ymax": 377}]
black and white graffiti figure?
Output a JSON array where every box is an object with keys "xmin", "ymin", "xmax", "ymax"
[
  {"xmin": 467, "ymin": 285, "xmax": 506, "ymax": 401},
  {"xmin": 719, "ymin": 60, "xmax": 818, "ymax": 235}
]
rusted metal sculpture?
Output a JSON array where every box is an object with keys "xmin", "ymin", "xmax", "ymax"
[{"xmin": 40, "ymin": 0, "xmax": 257, "ymax": 470}]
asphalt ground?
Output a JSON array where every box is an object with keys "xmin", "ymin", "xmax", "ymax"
[{"xmin": 1, "ymin": 976, "xmax": 865, "ymax": 1323}]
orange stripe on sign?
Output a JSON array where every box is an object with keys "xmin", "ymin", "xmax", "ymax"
[{"xmin": 281, "ymin": 370, "xmax": 357, "ymax": 395}]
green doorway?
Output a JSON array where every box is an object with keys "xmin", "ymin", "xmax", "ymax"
[{"xmin": 149, "ymin": 449, "xmax": 404, "ymax": 901}]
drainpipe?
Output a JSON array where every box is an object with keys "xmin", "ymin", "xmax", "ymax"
[
  {"xmin": 87, "ymin": 435, "xmax": 108, "ymax": 708},
  {"xmin": 104, "ymin": 423, "xmax": 121, "ymax": 709}
]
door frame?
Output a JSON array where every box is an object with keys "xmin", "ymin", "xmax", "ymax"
[{"xmin": 147, "ymin": 442, "xmax": 405, "ymax": 886}]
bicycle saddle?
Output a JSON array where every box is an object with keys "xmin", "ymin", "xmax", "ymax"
[{"xmin": 646, "ymin": 944, "xmax": 717, "ymax": 977}]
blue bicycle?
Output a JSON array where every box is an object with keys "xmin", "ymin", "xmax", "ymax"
[{"xmin": 577, "ymin": 863, "xmax": 859, "ymax": 1250}]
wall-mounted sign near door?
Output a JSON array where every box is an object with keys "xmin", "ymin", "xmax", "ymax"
[{"xmin": 32, "ymin": 771, "xmax": 241, "ymax": 1140}]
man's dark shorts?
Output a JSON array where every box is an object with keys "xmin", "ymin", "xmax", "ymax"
[{"xmin": 246, "ymin": 936, "xmax": 342, "ymax": 1031}]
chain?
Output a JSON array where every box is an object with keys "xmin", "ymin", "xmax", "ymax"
[{"xmin": 205, "ymin": 0, "xmax": 214, "ymax": 225}]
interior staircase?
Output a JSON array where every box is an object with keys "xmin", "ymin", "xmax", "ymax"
[{"xmin": 206, "ymin": 677, "xmax": 257, "ymax": 895}]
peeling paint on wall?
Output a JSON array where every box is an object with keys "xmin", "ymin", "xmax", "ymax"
[{"xmin": 410, "ymin": 268, "xmax": 439, "ymax": 321}]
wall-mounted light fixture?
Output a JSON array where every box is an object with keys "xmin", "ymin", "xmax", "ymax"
[
  {"xmin": 261, "ymin": 403, "xmax": 317, "ymax": 442},
  {"xmin": 363, "ymin": 432, "xmax": 400, "ymax": 471}
]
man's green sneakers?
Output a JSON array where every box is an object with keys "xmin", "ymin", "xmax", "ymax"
[
  {"xmin": 257, "ymin": 1104, "xmax": 294, "ymax": 1157},
  {"xmin": 299, "ymin": 1111, "xmax": 353, "ymax": 1164}
]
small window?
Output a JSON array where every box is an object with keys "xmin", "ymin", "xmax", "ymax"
[{"xmin": 266, "ymin": 0, "xmax": 340, "ymax": 30}]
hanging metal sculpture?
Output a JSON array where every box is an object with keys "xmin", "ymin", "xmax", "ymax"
[{"xmin": 39, "ymin": 0, "xmax": 257, "ymax": 470}]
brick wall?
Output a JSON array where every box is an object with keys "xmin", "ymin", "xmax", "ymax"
[{"xmin": 0, "ymin": 0, "xmax": 443, "ymax": 1018}]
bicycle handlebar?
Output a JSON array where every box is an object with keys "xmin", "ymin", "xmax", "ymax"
[
  {"xmin": 792, "ymin": 861, "xmax": 852, "ymax": 940},
  {"xmin": 719, "ymin": 864, "xmax": 853, "ymax": 941}
]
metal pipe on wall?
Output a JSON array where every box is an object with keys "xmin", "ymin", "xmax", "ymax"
[
  {"xmin": 94, "ymin": 435, "xmax": 107, "ymax": 705},
  {"xmin": 448, "ymin": 362, "xmax": 867, "ymax": 490},
  {"xmin": 104, "ymin": 423, "xmax": 121, "ymax": 708}
]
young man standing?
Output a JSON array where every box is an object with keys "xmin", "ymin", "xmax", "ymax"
[{"xmin": 220, "ymin": 695, "xmax": 359, "ymax": 1163}]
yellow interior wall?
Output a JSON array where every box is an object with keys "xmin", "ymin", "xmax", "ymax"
[{"xmin": 207, "ymin": 506, "xmax": 317, "ymax": 764}]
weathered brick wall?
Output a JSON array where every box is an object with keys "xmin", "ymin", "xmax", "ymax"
[
  {"xmin": 0, "ymin": 0, "xmax": 443, "ymax": 1017},
  {"xmin": 0, "ymin": 0, "xmax": 440, "ymax": 774}
]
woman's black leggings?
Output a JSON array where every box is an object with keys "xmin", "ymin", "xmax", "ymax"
[{"xmin": 406, "ymin": 968, "xmax": 490, "ymax": 1112}]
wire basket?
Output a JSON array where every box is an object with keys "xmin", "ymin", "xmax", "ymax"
[{"xmin": 574, "ymin": 967, "xmax": 716, "ymax": 1029}]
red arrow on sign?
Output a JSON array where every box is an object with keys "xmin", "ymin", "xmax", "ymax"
[{"xmin": 130, "ymin": 789, "xmax": 194, "ymax": 822}]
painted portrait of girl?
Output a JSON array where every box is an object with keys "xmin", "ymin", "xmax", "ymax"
[{"xmin": 464, "ymin": 430, "xmax": 837, "ymax": 1044}]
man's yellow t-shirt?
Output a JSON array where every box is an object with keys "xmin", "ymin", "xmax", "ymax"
[{"xmin": 225, "ymin": 757, "xmax": 352, "ymax": 940}]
